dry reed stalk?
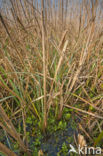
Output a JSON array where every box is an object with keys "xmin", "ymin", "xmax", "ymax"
[
  {"xmin": 52, "ymin": 0, "xmax": 56, "ymax": 27},
  {"xmin": 64, "ymin": 0, "xmax": 68, "ymax": 28},
  {"xmin": 54, "ymin": 40, "xmax": 68, "ymax": 81},
  {"xmin": 67, "ymin": 24, "xmax": 94, "ymax": 95},
  {"xmin": 0, "ymin": 142, "xmax": 17, "ymax": 156},
  {"xmin": 79, "ymin": 124, "xmax": 92, "ymax": 141},
  {"xmin": 71, "ymin": 93, "xmax": 103, "ymax": 113},
  {"xmin": 0, "ymin": 84, "xmax": 31, "ymax": 155},
  {"xmin": 78, "ymin": 134, "xmax": 86, "ymax": 148},
  {"xmin": 64, "ymin": 104, "xmax": 103, "ymax": 119},
  {"xmin": 0, "ymin": 12, "xmax": 24, "ymax": 67},
  {"xmin": 58, "ymin": 29, "xmax": 68, "ymax": 51},
  {"xmin": 41, "ymin": 0, "xmax": 47, "ymax": 131},
  {"xmin": 87, "ymin": 0, "xmax": 98, "ymax": 62},
  {"xmin": 59, "ymin": 0, "xmax": 64, "ymax": 31},
  {"xmin": 23, "ymin": 0, "xmax": 30, "ymax": 22},
  {"xmin": 78, "ymin": 2, "xmax": 82, "ymax": 38},
  {"xmin": 19, "ymin": 0, "xmax": 28, "ymax": 21},
  {"xmin": 26, "ymin": 0, "xmax": 42, "ymax": 39},
  {"xmin": 32, "ymin": 91, "xmax": 60, "ymax": 103},
  {"xmin": 47, "ymin": 40, "xmax": 68, "ymax": 112},
  {"xmin": 0, "ymin": 105, "xmax": 27, "ymax": 152},
  {"xmin": 61, "ymin": 0, "xmax": 64, "ymax": 30},
  {"xmin": 38, "ymin": 149, "xmax": 44, "ymax": 156}
]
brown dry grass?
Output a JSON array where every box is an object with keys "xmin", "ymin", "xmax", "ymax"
[{"xmin": 0, "ymin": 0, "xmax": 103, "ymax": 155}]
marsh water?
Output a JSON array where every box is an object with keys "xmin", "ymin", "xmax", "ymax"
[
  {"xmin": 0, "ymin": 117, "xmax": 79, "ymax": 156},
  {"xmin": 40, "ymin": 122, "xmax": 77, "ymax": 156}
]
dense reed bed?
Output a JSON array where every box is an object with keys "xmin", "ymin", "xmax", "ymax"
[{"xmin": 0, "ymin": 0, "xmax": 103, "ymax": 155}]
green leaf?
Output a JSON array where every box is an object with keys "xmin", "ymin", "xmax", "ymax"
[
  {"xmin": 0, "ymin": 96, "xmax": 14, "ymax": 102},
  {"xmin": 65, "ymin": 113, "xmax": 71, "ymax": 120},
  {"xmin": 26, "ymin": 117, "xmax": 32, "ymax": 124},
  {"xmin": 94, "ymin": 131, "xmax": 103, "ymax": 146}
]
